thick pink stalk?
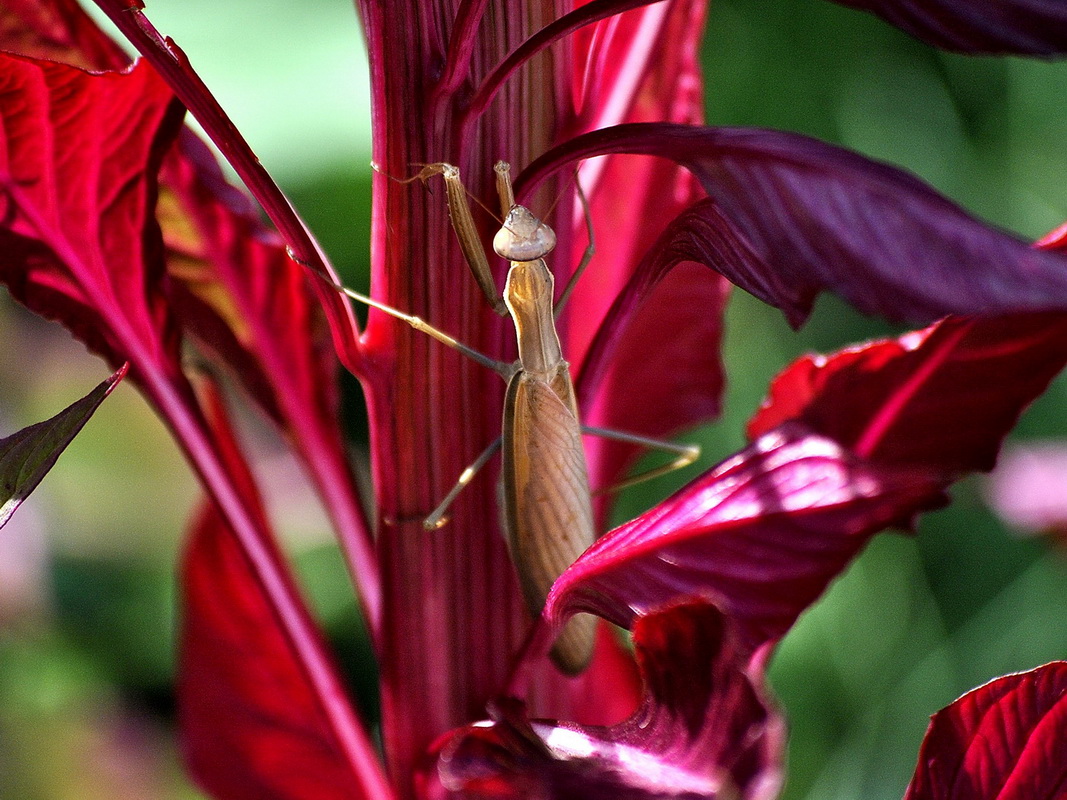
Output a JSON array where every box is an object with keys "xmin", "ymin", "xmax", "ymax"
[{"xmin": 358, "ymin": 0, "xmax": 576, "ymax": 788}]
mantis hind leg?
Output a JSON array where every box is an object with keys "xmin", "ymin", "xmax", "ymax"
[
  {"xmin": 423, "ymin": 437, "xmax": 503, "ymax": 530},
  {"xmin": 581, "ymin": 425, "xmax": 701, "ymax": 496}
]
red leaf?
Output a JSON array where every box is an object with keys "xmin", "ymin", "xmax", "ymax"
[
  {"xmin": 90, "ymin": 0, "xmax": 363, "ymax": 376},
  {"xmin": 904, "ymin": 662, "xmax": 1067, "ymax": 800},
  {"xmin": 748, "ymin": 313, "xmax": 1067, "ymax": 473},
  {"xmin": 0, "ymin": 365, "xmax": 126, "ymax": 529},
  {"xmin": 0, "ymin": 52, "xmax": 185, "ymax": 376},
  {"xmin": 833, "ymin": 0, "xmax": 1067, "ymax": 56},
  {"xmin": 0, "ymin": 0, "xmax": 129, "ymax": 70},
  {"xmin": 0, "ymin": 3, "xmax": 376, "ymax": 616},
  {"xmin": 159, "ymin": 132, "xmax": 377, "ymax": 613},
  {"xmin": 546, "ymin": 423, "xmax": 946, "ymax": 652},
  {"xmin": 180, "ymin": 502, "xmax": 373, "ymax": 800},
  {"xmin": 178, "ymin": 387, "xmax": 380, "ymax": 800},
  {"xmin": 575, "ymin": 204, "xmax": 733, "ymax": 490},
  {"xmin": 431, "ymin": 603, "xmax": 783, "ymax": 800},
  {"xmin": 519, "ymin": 124, "xmax": 1067, "ymax": 327},
  {"xmin": 580, "ymin": 260, "xmax": 727, "ymax": 494}
]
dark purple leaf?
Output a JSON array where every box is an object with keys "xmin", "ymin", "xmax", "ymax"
[
  {"xmin": 0, "ymin": 365, "xmax": 125, "ymax": 529},
  {"xmin": 519, "ymin": 124, "xmax": 1067, "ymax": 327},
  {"xmin": 833, "ymin": 0, "xmax": 1067, "ymax": 56},
  {"xmin": 431, "ymin": 603, "xmax": 783, "ymax": 800},
  {"xmin": 748, "ymin": 313, "xmax": 1067, "ymax": 473},
  {"xmin": 546, "ymin": 423, "xmax": 946, "ymax": 652},
  {"xmin": 904, "ymin": 662, "xmax": 1067, "ymax": 800}
]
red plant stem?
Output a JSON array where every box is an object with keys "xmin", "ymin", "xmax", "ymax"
[
  {"xmin": 434, "ymin": 0, "xmax": 492, "ymax": 99},
  {"xmin": 358, "ymin": 0, "xmax": 558, "ymax": 788}
]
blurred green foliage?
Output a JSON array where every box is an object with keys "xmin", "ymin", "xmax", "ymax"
[{"xmin": 1, "ymin": 0, "xmax": 1066, "ymax": 798}]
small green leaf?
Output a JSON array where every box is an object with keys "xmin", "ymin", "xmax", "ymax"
[{"xmin": 0, "ymin": 364, "xmax": 128, "ymax": 529}]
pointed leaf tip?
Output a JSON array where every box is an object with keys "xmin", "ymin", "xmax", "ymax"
[{"xmin": 0, "ymin": 365, "xmax": 126, "ymax": 530}]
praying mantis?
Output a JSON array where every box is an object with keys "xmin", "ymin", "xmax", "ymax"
[{"xmin": 325, "ymin": 161, "xmax": 699, "ymax": 673}]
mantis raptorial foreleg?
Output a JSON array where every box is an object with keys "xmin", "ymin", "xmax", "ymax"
[{"xmin": 318, "ymin": 273, "xmax": 514, "ymax": 378}]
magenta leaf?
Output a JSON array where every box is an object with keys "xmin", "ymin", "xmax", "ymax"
[
  {"xmin": 432, "ymin": 603, "xmax": 783, "ymax": 800},
  {"xmin": 519, "ymin": 124, "xmax": 1067, "ymax": 327},
  {"xmin": 0, "ymin": 52, "xmax": 184, "ymax": 374},
  {"xmin": 0, "ymin": 365, "xmax": 126, "ymax": 529},
  {"xmin": 546, "ymin": 423, "xmax": 946, "ymax": 652},
  {"xmin": 832, "ymin": 0, "xmax": 1067, "ymax": 56},
  {"xmin": 904, "ymin": 662, "xmax": 1067, "ymax": 800},
  {"xmin": 748, "ymin": 313, "xmax": 1067, "ymax": 473}
]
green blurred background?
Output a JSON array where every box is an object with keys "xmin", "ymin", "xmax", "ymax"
[{"xmin": 2, "ymin": 0, "xmax": 1067, "ymax": 797}]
